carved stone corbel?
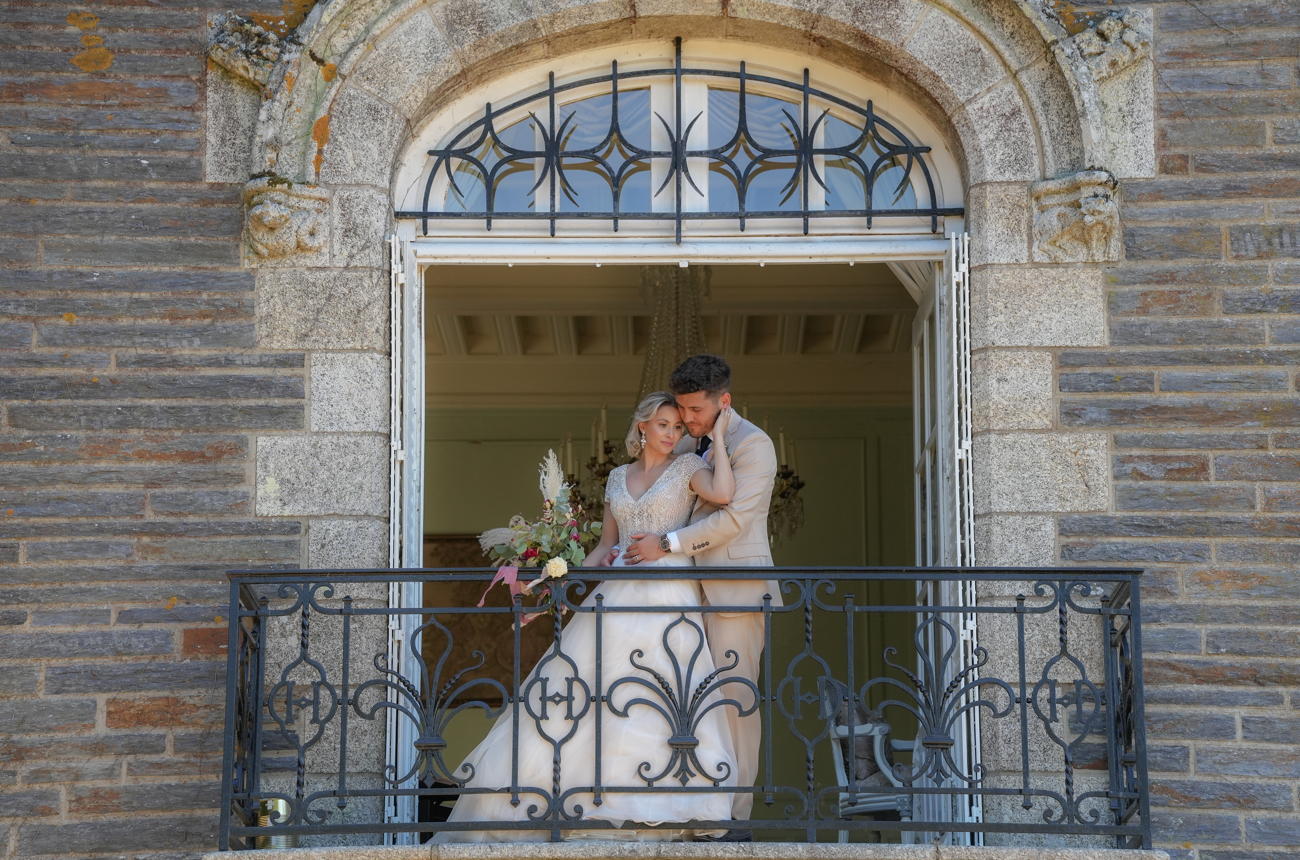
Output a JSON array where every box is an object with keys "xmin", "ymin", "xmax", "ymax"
[
  {"xmin": 1031, "ymin": 169, "xmax": 1120, "ymax": 264},
  {"xmin": 1069, "ymin": 10, "xmax": 1150, "ymax": 81},
  {"xmin": 208, "ymin": 13, "xmax": 284, "ymax": 92},
  {"xmin": 243, "ymin": 177, "xmax": 328, "ymax": 260}
]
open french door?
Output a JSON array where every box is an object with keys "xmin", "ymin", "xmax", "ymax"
[
  {"xmin": 901, "ymin": 233, "xmax": 980, "ymax": 843},
  {"xmin": 385, "ymin": 234, "xmax": 425, "ymax": 841}
]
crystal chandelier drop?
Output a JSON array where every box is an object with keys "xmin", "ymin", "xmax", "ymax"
[{"xmin": 636, "ymin": 265, "xmax": 709, "ymax": 403}]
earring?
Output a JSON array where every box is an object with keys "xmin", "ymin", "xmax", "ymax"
[{"xmin": 638, "ymin": 432, "xmax": 647, "ymax": 451}]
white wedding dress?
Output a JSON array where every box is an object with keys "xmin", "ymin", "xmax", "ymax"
[{"xmin": 437, "ymin": 454, "xmax": 739, "ymax": 842}]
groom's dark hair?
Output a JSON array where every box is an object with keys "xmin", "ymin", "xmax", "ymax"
[{"xmin": 669, "ymin": 354, "xmax": 731, "ymax": 397}]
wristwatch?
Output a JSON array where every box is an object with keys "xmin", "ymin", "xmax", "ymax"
[{"xmin": 659, "ymin": 534, "xmax": 671, "ymax": 553}]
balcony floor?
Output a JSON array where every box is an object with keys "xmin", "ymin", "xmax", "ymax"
[{"xmin": 205, "ymin": 843, "xmax": 1169, "ymax": 860}]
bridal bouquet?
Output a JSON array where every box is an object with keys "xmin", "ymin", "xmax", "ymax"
[{"xmin": 476, "ymin": 449, "xmax": 602, "ymax": 620}]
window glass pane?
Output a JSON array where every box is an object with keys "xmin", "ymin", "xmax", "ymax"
[
  {"xmin": 872, "ymin": 164, "xmax": 917, "ymax": 210},
  {"xmin": 441, "ymin": 114, "xmax": 539, "ymax": 213},
  {"xmin": 556, "ymin": 158, "xmax": 612, "ymax": 212},
  {"xmin": 743, "ymin": 92, "xmax": 801, "ymax": 211},
  {"xmin": 707, "ymin": 88, "xmax": 803, "ymax": 212},
  {"xmin": 617, "ymin": 165, "xmax": 654, "ymax": 214},
  {"xmin": 614, "ymin": 88, "xmax": 653, "ymax": 152},
  {"xmin": 707, "ymin": 163, "xmax": 740, "ymax": 212},
  {"xmin": 820, "ymin": 115, "xmax": 918, "ymax": 212},
  {"xmin": 706, "ymin": 89, "xmax": 739, "ymax": 149},
  {"xmin": 550, "ymin": 89, "xmax": 657, "ymax": 213},
  {"xmin": 744, "ymin": 157, "xmax": 801, "ymax": 212},
  {"xmin": 441, "ymin": 159, "xmax": 485, "ymax": 214},
  {"xmin": 822, "ymin": 114, "xmax": 862, "ymax": 149},
  {"xmin": 557, "ymin": 92, "xmax": 612, "ymax": 150},
  {"xmin": 744, "ymin": 91, "xmax": 800, "ymax": 149},
  {"xmin": 610, "ymin": 88, "xmax": 654, "ymax": 212},
  {"xmin": 490, "ymin": 163, "xmax": 537, "ymax": 213}
]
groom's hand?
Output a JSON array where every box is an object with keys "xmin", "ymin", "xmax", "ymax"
[{"xmin": 623, "ymin": 533, "xmax": 666, "ymax": 565}]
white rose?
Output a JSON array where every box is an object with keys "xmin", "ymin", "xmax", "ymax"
[{"xmin": 542, "ymin": 557, "xmax": 568, "ymax": 580}]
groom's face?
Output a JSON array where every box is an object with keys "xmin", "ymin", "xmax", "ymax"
[{"xmin": 675, "ymin": 390, "xmax": 731, "ymax": 438}]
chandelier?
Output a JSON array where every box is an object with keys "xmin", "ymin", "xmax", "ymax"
[{"xmin": 636, "ymin": 266, "xmax": 709, "ymax": 403}]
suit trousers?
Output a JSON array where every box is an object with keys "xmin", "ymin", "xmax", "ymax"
[{"xmin": 703, "ymin": 610, "xmax": 766, "ymax": 820}]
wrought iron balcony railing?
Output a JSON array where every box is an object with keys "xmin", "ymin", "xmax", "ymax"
[{"xmin": 218, "ymin": 567, "xmax": 1150, "ymax": 850}]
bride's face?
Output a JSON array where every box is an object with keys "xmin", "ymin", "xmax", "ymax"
[{"xmin": 640, "ymin": 404, "xmax": 686, "ymax": 456}]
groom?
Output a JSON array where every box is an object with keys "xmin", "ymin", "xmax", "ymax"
[{"xmin": 622, "ymin": 354, "xmax": 780, "ymax": 834}]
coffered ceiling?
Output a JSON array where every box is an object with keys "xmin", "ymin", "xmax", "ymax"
[{"xmin": 423, "ymin": 264, "xmax": 916, "ymax": 407}]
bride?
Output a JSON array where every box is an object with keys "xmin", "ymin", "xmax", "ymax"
[{"xmin": 437, "ymin": 391, "xmax": 740, "ymax": 842}]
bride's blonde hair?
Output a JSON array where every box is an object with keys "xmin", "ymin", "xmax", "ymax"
[{"xmin": 625, "ymin": 391, "xmax": 678, "ymax": 458}]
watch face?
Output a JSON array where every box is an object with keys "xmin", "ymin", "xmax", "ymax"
[{"xmin": 659, "ymin": 536, "xmax": 671, "ymax": 552}]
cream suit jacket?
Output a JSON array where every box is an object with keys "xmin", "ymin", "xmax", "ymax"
[{"xmin": 673, "ymin": 413, "xmax": 782, "ymax": 610}]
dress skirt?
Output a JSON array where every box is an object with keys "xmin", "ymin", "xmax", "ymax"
[{"xmin": 435, "ymin": 556, "xmax": 739, "ymax": 842}]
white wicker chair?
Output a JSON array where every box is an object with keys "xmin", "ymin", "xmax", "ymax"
[{"xmin": 820, "ymin": 678, "xmax": 914, "ymax": 843}]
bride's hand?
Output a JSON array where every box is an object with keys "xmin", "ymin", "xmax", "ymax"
[{"xmin": 710, "ymin": 406, "xmax": 732, "ymax": 444}]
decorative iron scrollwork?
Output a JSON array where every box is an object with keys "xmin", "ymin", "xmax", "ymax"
[
  {"xmin": 219, "ymin": 570, "xmax": 1151, "ymax": 849},
  {"xmin": 397, "ymin": 39, "xmax": 961, "ymax": 241}
]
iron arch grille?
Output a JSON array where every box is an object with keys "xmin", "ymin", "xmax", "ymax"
[{"xmin": 397, "ymin": 39, "xmax": 963, "ymax": 242}]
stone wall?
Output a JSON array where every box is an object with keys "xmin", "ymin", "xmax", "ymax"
[
  {"xmin": 0, "ymin": 1, "xmax": 1297, "ymax": 860},
  {"xmin": 1057, "ymin": 3, "xmax": 1300, "ymax": 856},
  {"xmin": 0, "ymin": 1, "xmax": 313, "ymax": 856}
]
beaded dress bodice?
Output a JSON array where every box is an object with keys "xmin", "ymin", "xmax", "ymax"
[{"xmin": 606, "ymin": 454, "xmax": 706, "ymax": 541}]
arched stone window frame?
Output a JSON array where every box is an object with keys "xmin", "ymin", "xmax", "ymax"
[
  {"xmin": 208, "ymin": 0, "xmax": 1153, "ymax": 838},
  {"xmin": 211, "ymin": 0, "xmax": 1152, "ymax": 578}
]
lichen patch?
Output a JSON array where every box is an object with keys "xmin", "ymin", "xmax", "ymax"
[
  {"xmin": 311, "ymin": 112, "xmax": 331, "ymax": 177},
  {"xmin": 67, "ymin": 9, "xmax": 114, "ymax": 72}
]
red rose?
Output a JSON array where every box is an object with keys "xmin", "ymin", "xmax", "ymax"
[{"xmin": 522, "ymin": 547, "xmax": 539, "ymax": 559}]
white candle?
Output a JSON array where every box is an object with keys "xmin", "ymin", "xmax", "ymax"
[
  {"xmin": 565, "ymin": 436, "xmax": 574, "ymax": 475},
  {"xmin": 789, "ymin": 439, "xmax": 798, "ymax": 473},
  {"xmin": 599, "ymin": 405, "xmax": 608, "ymax": 462}
]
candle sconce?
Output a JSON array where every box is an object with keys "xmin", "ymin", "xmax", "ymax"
[
  {"xmin": 769, "ymin": 459, "xmax": 806, "ymax": 547},
  {"xmin": 572, "ymin": 438, "xmax": 626, "ymax": 526}
]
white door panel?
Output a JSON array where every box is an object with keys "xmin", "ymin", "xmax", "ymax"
[
  {"xmin": 902, "ymin": 234, "xmax": 979, "ymax": 843},
  {"xmin": 385, "ymin": 236, "xmax": 425, "ymax": 841}
]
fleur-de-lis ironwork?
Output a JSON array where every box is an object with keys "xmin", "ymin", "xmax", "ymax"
[
  {"xmin": 352, "ymin": 615, "xmax": 509, "ymax": 787},
  {"xmin": 861, "ymin": 613, "xmax": 1013, "ymax": 788},
  {"xmin": 263, "ymin": 591, "xmax": 339, "ymax": 827},
  {"xmin": 607, "ymin": 613, "xmax": 757, "ymax": 787}
]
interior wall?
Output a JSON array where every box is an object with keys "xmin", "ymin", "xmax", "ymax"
[{"xmin": 424, "ymin": 405, "xmax": 913, "ymax": 568}]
